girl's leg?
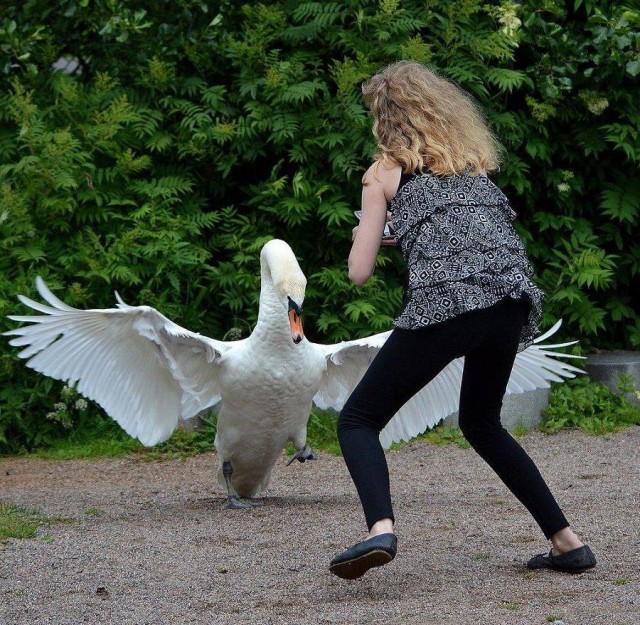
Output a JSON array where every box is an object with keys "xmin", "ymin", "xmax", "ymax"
[
  {"xmin": 457, "ymin": 299, "xmax": 571, "ymax": 539},
  {"xmin": 338, "ymin": 316, "xmax": 484, "ymax": 532}
]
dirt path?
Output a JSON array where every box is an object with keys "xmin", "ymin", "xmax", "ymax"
[{"xmin": 1, "ymin": 428, "xmax": 639, "ymax": 625}]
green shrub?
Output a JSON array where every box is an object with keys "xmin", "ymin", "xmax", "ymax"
[
  {"xmin": 541, "ymin": 375, "xmax": 640, "ymax": 434},
  {"xmin": 1, "ymin": 1, "xmax": 638, "ymax": 452}
]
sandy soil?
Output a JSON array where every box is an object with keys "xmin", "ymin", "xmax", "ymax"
[{"xmin": 1, "ymin": 427, "xmax": 638, "ymax": 625}]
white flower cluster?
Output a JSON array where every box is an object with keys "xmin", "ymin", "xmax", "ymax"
[
  {"xmin": 579, "ymin": 90, "xmax": 609, "ymax": 115},
  {"xmin": 586, "ymin": 97, "xmax": 609, "ymax": 115},
  {"xmin": 499, "ymin": 2, "xmax": 522, "ymax": 38},
  {"xmin": 45, "ymin": 405, "xmax": 73, "ymax": 429},
  {"xmin": 556, "ymin": 171, "xmax": 574, "ymax": 194},
  {"xmin": 44, "ymin": 386, "xmax": 89, "ymax": 429},
  {"xmin": 225, "ymin": 327, "xmax": 244, "ymax": 341}
]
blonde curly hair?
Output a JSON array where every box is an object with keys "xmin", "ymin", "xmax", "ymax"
[{"xmin": 362, "ymin": 61, "xmax": 502, "ymax": 176}]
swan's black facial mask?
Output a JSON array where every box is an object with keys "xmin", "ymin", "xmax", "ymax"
[{"xmin": 287, "ymin": 297, "xmax": 304, "ymax": 344}]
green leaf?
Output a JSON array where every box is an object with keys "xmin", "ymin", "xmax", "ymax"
[
  {"xmin": 600, "ymin": 179, "xmax": 640, "ymax": 224},
  {"xmin": 344, "ymin": 300, "xmax": 377, "ymax": 322},
  {"xmin": 484, "ymin": 68, "xmax": 533, "ymax": 93},
  {"xmin": 626, "ymin": 59, "xmax": 640, "ymax": 77}
]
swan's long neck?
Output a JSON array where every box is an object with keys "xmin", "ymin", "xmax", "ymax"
[{"xmin": 251, "ymin": 260, "xmax": 294, "ymax": 346}]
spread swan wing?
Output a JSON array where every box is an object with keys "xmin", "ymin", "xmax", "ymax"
[
  {"xmin": 378, "ymin": 356, "xmax": 465, "ymax": 448},
  {"xmin": 311, "ymin": 331, "xmax": 392, "ymax": 412},
  {"xmin": 4, "ymin": 277, "xmax": 239, "ymax": 446}
]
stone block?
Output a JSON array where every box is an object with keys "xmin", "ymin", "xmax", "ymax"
[{"xmin": 584, "ymin": 350, "xmax": 640, "ymax": 407}]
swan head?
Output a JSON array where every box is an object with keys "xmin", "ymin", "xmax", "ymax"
[{"xmin": 260, "ymin": 239, "xmax": 307, "ymax": 344}]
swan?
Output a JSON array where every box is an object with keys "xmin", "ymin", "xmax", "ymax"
[{"xmin": 4, "ymin": 239, "xmax": 585, "ymax": 507}]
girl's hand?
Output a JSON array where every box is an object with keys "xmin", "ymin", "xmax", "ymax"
[{"xmin": 381, "ymin": 211, "xmax": 397, "ymax": 245}]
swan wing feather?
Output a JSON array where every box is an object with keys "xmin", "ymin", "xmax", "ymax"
[
  {"xmin": 4, "ymin": 277, "xmax": 237, "ymax": 446},
  {"xmin": 310, "ymin": 331, "xmax": 392, "ymax": 411}
]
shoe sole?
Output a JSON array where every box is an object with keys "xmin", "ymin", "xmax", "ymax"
[
  {"xmin": 329, "ymin": 549, "xmax": 394, "ymax": 580},
  {"xmin": 543, "ymin": 561, "xmax": 596, "ymax": 574}
]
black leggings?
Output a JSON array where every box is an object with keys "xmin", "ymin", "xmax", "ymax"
[{"xmin": 337, "ymin": 297, "xmax": 569, "ymax": 539}]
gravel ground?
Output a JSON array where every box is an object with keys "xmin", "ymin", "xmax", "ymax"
[{"xmin": 1, "ymin": 427, "xmax": 639, "ymax": 625}]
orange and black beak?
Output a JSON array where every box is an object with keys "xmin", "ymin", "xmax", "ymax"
[{"xmin": 287, "ymin": 297, "xmax": 304, "ymax": 344}]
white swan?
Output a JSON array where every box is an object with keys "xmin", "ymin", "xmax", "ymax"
[{"xmin": 4, "ymin": 239, "xmax": 584, "ymax": 507}]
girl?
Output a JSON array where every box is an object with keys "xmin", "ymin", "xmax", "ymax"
[{"xmin": 329, "ymin": 61, "xmax": 596, "ymax": 580}]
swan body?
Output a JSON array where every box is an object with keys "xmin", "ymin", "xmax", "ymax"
[
  {"xmin": 4, "ymin": 239, "xmax": 585, "ymax": 504},
  {"xmin": 213, "ymin": 251, "xmax": 325, "ymax": 495}
]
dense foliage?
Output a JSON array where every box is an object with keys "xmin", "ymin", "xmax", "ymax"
[
  {"xmin": 541, "ymin": 375, "xmax": 640, "ymax": 434},
  {"xmin": 1, "ymin": 0, "xmax": 638, "ymax": 452}
]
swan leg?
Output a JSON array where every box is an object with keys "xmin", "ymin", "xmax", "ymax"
[
  {"xmin": 286, "ymin": 444, "xmax": 317, "ymax": 466},
  {"xmin": 221, "ymin": 460, "xmax": 258, "ymax": 510}
]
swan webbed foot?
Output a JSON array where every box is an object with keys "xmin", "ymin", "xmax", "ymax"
[
  {"xmin": 221, "ymin": 460, "xmax": 259, "ymax": 510},
  {"xmin": 286, "ymin": 444, "xmax": 317, "ymax": 466},
  {"xmin": 223, "ymin": 496, "xmax": 259, "ymax": 510}
]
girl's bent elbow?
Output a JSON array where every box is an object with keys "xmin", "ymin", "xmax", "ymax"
[{"xmin": 349, "ymin": 268, "xmax": 372, "ymax": 287}]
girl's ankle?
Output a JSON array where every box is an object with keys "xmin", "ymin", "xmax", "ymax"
[
  {"xmin": 369, "ymin": 518, "xmax": 394, "ymax": 538},
  {"xmin": 551, "ymin": 528, "xmax": 584, "ymax": 554}
]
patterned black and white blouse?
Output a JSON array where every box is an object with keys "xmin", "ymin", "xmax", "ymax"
[{"xmin": 388, "ymin": 170, "xmax": 544, "ymax": 352}]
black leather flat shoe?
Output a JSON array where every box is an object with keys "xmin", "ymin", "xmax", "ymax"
[
  {"xmin": 527, "ymin": 544, "xmax": 596, "ymax": 573},
  {"xmin": 329, "ymin": 533, "xmax": 397, "ymax": 580}
]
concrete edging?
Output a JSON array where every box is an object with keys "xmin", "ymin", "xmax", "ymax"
[{"xmin": 584, "ymin": 350, "xmax": 640, "ymax": 407}]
